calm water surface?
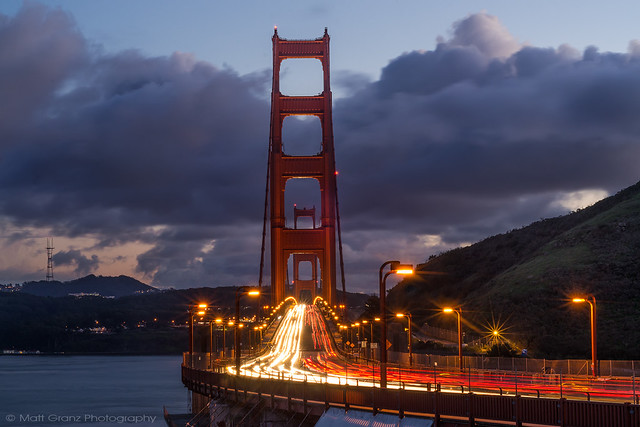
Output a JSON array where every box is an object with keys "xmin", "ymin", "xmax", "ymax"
[{"xmin": 0, "ymin": 355, "xmax": 189, "ymax": 427}]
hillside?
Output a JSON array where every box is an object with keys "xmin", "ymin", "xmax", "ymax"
[
  {"xmin": 19, "ymin": 274, "xmax": 157, "ymax": 298},
  {"xmin": 388, "ymin": 181, "xmax": 640, "ymax": 359}
]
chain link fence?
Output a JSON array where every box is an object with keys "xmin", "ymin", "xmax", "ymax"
[{"xmin": 386, "ymin": 351, "xmax": 640, "ymax": 377}]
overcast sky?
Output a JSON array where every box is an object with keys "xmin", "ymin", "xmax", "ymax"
[{"xmin": 0, "ymin": 1, "xmax": 639, "ymax": 293}]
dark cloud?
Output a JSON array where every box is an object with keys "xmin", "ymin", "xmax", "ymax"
[
  {"xmin": 53, "ymin": 250, "xmax": 99, "ymax": 275},
  {"xmin": 0, "ymin": 6, "xmax": 639, "ymax": 292},
  {"xmin": 334, "ymin": 12, "xmax": 640, "ymax": 249},
  {"xmin": 0, "ymin": 4, "xmax": 87, "ymax": 139}
]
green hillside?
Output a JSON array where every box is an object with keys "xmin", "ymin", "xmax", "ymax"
[{"xmin": 388, "ymin": 181, "xmax": 640, "ymax": 359}]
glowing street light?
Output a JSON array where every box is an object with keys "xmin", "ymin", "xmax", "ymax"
[
  {"xmin": 188, "ymin": 302, "xmax": 208, "ymax": 367},
  {"xmin": 396, "ymin": 312, "xmax": 413, "ymax": 367},
  {"xmin": 379, "ymin": 260, "xmax": 413, "ymax": 388},
  {"xmin": 235, "ymin": 287, "xmax": 260, "ymax": 375},
  {"xmin": 443, "ymin": 307, "xmax": 463, "ymax": 371},
  {"xmin": 254, "ymin": 325, "xmax": 264, "ymax": 352},
  {"xmin": 573, "ymin": 296, "xmax": 598, "ymax": 377},
  {"xmin": 214, "ymin": 318, "xmax": 227, "ymax": 357},
  {"xmin": 361, "ymin": 317, "xmax": 381, "ymax": 361}
]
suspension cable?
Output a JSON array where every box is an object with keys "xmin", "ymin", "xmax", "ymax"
[
  {"xmin": 258, "ymin": 102, "xmax": 273, "ymax": 288},
  {"xmin": 335, "ymin": 169, "xmax": 347, "ymax": 307}
]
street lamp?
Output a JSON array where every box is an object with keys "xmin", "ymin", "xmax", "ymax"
[
  {"xmin": 379, "ymin": 260, "xmax": 414, "ymax": 388},
  {"xmin": 235, "ymin": 287, "xmax": 260, "ymax": 375},
  {"xmin": 214, "ymin": 318, "xmax": 223, "ymax": 356},
  {"xmin": 362, "ymin": 320, "xmax": 369, "ymax": 359},
  {"xmin": 209, "ymin": 318, "xmax": 214, "ymax": 368},
  {"xmin": 350, "ymin": 324, "xmax": 357, "ymax": 346},
  {"xmin": 573, "ymin": 296, "xmax": 598, "ymax": 377},
  {"xmin": 338, "ymin": 304, "xmax": 346, "ymax": 322},
  {"xmin": 188, "ymin": 303, "xmax": 208, "ymax": 368},
  {"xmin": 443, "ymin": 307, "xmax": 463, "ymax": 371},
  {"xmin": 361, "ymin": 317, "xmax": 380, "ymax": 361},
  {"xmin": 396, "ymin": 313, "xmax": 413, "ymax": 367},
  {"xmin": 339, "ymin": 325, "xmax": 350, "ymax": 350},
  {"xmin": 254, "ymin": 325, "xmax": 264, "ymax": 352},
  {"xmin": 225, "ymin": 320, "xmax": 234, "ymax": 357}
]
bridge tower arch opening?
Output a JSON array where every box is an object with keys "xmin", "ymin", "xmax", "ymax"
[{"xmin": 269, "ymin": 28, "xmax": 338, "ymax": 306}]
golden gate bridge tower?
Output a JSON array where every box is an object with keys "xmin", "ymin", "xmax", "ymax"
[{"xmin": 265, "ymin": 28, "xmax": 340, "ymax": 306}]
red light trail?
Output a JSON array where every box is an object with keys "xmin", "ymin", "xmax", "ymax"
[{"xmin": 229, "ymin": 301, "xmax": 638, "ymax": 404}]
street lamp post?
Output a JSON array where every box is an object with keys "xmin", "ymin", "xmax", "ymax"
[
  {"xmin": 573, "ymin": 296, "xmax": 598, "ymax": 377},
  {"xmin": 396, "ymin": 313, "xmax": 413, "ymax": 367},
  {"xmin": 235, "ymin": 287, "xmax": 260, "ymax": 376},
  {"xmin": 209, "ymin": 320, "xmax": 213, "ymax": 369},
  {"xmin": 443, "ymin": 307, "xmax": 463, "ymax": 371},
  {"xmin": 349, "ymin": 324, "xmax": 357, "ymax": 349},
  {"xmin": 372, "ymin": 317, "xmax": 380, "ymax": 360},
  {"xmin": 379, "ymin": 260, "xmax": 414, "ymax": 388},
  {"xmin": 188, "ymin": 303, "xmax": 207, "ymax": 368},
  {"xmin": 254, "ymin": 326, "xmax": 264, "ymax": 353},
  {"xmin": 363, "ymin": 319, "xmax": 378, "ymax": 360},
  {"xmin": 339, "ymin": 325, "xmax": 348, "ymax": 350},
  {"xmin": 225, "ymin": 320, "xmax": 233, "ymax": 357},
  {"xmin": 188, "ymin": 309, "xmax": 193, "ymax": 367},
  {"xmin": 214, "ymin": 318, "xmax": 223, "ymax": 356}
]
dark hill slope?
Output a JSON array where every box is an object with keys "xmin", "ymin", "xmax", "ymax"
[
  {"xmin": 388, "ymin": 181, "xmax": 640, "ymax": 359},
  {"xmin": 20, "ymin": 275, "xmax": 156, "ymax": 298}
]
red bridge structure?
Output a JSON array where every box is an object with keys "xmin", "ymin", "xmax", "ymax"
[
  {"xmin": 178, "ymin": 29, "xmax": 640, "ymax": 427},
  {"xmin": 267, "ymin": 28, "xmax": 338, "ymax": 306}
]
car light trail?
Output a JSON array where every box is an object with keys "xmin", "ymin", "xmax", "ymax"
[{"xmin": 224, "ymin": 301, "xmax": 639, "ymax": 403}]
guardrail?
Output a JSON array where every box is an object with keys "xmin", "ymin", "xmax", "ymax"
[
  {"xmin": 182, "ymin": 364, "xmax": 640, "ymax": 427},
  {"xmin": 186, "ymin": 352, "xmax": 640, "ymax": 404}
]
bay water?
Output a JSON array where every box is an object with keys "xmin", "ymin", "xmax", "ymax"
[{"xmin": 0, "ymin": 355, "xmax": 189, "ymax": 427}]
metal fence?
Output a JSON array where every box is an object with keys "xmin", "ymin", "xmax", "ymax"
[
  {"xmin": 186, "ymin": 350, "xmax": 640, "ymax": 378},
  {"xmin": 387, "ymin": 351, "xmax": 640, "ymax": 377},
  {"xmin": 182, "ymin": 364, "xmax": 640, "ymax": 427}
]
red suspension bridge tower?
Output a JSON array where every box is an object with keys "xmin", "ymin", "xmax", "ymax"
[{"xmin": 268, "ymin": 28, "xmax": 338, "ymax": 306}]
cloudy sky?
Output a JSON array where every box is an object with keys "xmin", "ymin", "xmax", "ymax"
[{"xmin": 1, "ymin": 1, "xmax": 639, "ymax": 293}]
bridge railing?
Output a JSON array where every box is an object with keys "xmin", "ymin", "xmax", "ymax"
[
  {"xmin": 386, "ymin": 351, "xmax": 640, "ymax": 377},
  {"xmin": 182, "ymin": 364, "xmax": 640, "ymax": 427},
  {"xmin": 184, "ymin": 352, "xmax": 640, "ymax": 404},
  {"xmin": 183, "ymin": 352, "xmax": 640, "ymax": 384}
]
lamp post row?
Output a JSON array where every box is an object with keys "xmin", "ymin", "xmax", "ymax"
[
  {"xmin": 188, "ymin": 287, "xmax": 261, "ymax": 373},
  {"xmin": 189, "ymin": 280, "xmax": 600, "ymax": 381}
]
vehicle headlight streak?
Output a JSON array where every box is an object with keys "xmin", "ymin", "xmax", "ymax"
[
  {"xmin": 229, "ymin": 301, "xmax": 386, "ymax": 386},
  {"xmin": 225, "ymin": 302, "xmax": 637, "ymax": 402},
  {"xmin": 230, "ymin": 303, "xmax": 306, "ymax": 377}
]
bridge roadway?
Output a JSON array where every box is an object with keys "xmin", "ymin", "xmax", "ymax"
[{"xmin": 183, "ymin": 298, "xmax": 640, "ymax": 426}]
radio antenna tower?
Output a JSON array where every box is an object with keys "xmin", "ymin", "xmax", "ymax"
[{"xmin": 46, "ymin": 237, "xmax": 54, "ymax": 281}]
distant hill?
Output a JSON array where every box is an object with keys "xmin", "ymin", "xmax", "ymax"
[
  {"xmin": 388, "ymin": 180, "xmax": 640, "ymax": 359},
  {"xmin": 20, "ymin": 275, "xmax": 157, "ymax": 298}
]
